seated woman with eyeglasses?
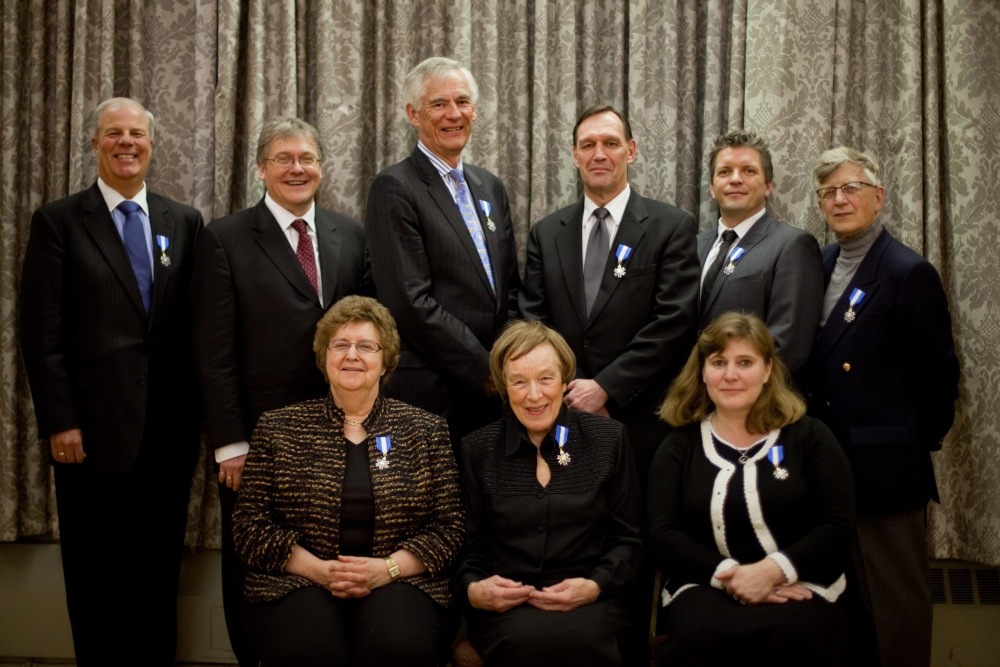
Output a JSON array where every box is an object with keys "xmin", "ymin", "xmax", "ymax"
[
  {"xmin": 647, "ymin": 312, "xmax": 854, "ymax": 667},
  {"xmin": 233, "ymin": 295, "xmax": 464, "ymax": 666}
]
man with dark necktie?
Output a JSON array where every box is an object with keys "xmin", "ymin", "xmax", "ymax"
[{"xmin": 191, "ymin": 116, "xmax": 370, "ymax": 666}]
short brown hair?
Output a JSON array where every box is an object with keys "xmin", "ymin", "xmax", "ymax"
[
  {"xmin": 659, "ymin": 312, "xmax": 804, "ymax": 432},
  {"xmin": 708, "ymin": 130, "xmax": 774, "ymax": 183},
  {"xmin": 314, "ymin": 296, "xmax": 400, "ymax": 384},
  {"xmin": 490, "ymin": 321, "xmax": 576, "ymax": 404},
  {"xmin": 573, "ymin": 105, "xmax": 633, "ymax": 146}
]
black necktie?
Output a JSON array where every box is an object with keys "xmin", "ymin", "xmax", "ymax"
[
  {"xmin": 584, "ymin": 207, "xmax": 610, "ymax": 315},
  {"xmin": 701, "ymin": 229, "xmax": 738, "ymax": 311},
  {"xmin": 117, "ymin": 200, "xmax": 152, "ymax": 314}
]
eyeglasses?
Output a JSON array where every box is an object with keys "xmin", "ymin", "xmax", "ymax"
[
  {"xmin": 264, "ymin": 155, "xmax": 321, "ymax": 168},
  {"xmin": 327, "ymin": 339, "xmax": 382, "ymax": 355},
  {"xmin": 816, "ymin": 181, "xmax": 875, "ymax": 201}
]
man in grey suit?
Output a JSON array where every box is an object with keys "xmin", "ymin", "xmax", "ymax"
[
  {"xmin": 519, "ymin": 104, "xmax": 700, "ymax": 487},
  {"xmin": 192, "ymin": 117, "xmax": 370, "ymax": 666},
  {"xmin": 699, "ymin": 130, "xmax": 823, "ymax": 379},
  {"xmin": 365, "ymin": 57, "xmax": 519, "ymax": 447},
  {"xmin": 20, "ymin": 97, "xmax": 202, "ymax": 666}
]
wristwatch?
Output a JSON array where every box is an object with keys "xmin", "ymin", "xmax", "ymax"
[{"xmin": 384, "ymin": 556, "xmax": 401, "ymax": 581}]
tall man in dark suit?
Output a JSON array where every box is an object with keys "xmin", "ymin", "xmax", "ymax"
[
  {"xmin": 191, "ymin": 116, "xmax": 370, "ymax": 666},
  {"xmin": 19, "ymin": 97, "xmax": 203, "ymax": 666},
  {"xmin": 807, "ymin": 147, "xmax": 959, "ymax": 667},
  {"xmin": 699, "ymin": 130, "xmax": 824, "ymax": 378},
  {"xmin": 518, "ymin": 105, "xmax": 700, "ymax": 487},
  {"xmin": 365, "ymin": 57, "xmax": 519, "ymax": 446}
]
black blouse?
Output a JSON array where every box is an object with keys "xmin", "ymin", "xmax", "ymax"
[{"xmin": 455, "ymin": 408, "xmax": 642, "ymax": 598}]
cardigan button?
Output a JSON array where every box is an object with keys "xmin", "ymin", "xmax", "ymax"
[{"xmin": 842, "ymin": 362, "xmax": 851, "ymax": 372}]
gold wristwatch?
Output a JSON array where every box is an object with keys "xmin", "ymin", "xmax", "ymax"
[{"xmin": 384, "ymin": 556, "xmax": 401, "ymax": 581}]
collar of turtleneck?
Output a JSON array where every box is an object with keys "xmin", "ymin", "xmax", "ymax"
[{"xmin": 837, "ymin": 219, "xmax": 883, "ymax": 259}]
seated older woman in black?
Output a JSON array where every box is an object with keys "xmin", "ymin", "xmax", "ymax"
[
  {"xmin": 647, "ymin": 312, "xmax": 854, "ymax": 666},
  {"xmin": 233, "ymin": 295, "xmax": 464, "ymax": 667},
  {"xmin": 454, "ymin": 320, "xmax": 642, "ymax": 666}
]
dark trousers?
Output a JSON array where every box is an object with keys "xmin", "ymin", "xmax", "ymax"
[
  {"xmin": 220, "ymin": 483, "xmax": 258, "ymax": 667},
  {"xmin": 244, "ymin": 582, "xmax": 455, "ymax": 666},
  {"xmin": 54, "ymin": 453, "xmax": 191, "ymax": 667}
]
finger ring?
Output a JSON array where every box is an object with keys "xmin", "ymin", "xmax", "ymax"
[
  {"xmin": 739, "ymin": 599, "xmax": 747, "ymax": 606},
  {"xmin": 732, "ymin": 594, "xmax": 739, "ymax": 601},
  {"xmin": 226, "ymin": 475, "xmax": 233, "ymax": 480},
  {"xmin": 57, "ymin": 452, "xmax": 65, "ymax": 457}
]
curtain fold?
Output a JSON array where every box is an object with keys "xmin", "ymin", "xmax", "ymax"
[{"xmin": 1, "ymin": 0, "xmax": 997, "ymax": 565}]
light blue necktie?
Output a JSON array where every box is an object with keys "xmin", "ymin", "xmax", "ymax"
[
  {"xmin": 117, "ymin": 200, "xmax": 152, "ymax": 314},
  {"xmin": 450, "ymin": 169, "xmax": 495, "ymax": 293}
]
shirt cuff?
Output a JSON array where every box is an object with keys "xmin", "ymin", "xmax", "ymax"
[
  {"xmin": 215, "ymin": 441, "xmax": 250, "ymax": 463},
  {"xmin": 767, "ymin": 552, "xmax": 797, "ymax": 584}
]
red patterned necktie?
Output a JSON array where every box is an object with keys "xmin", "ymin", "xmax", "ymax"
[{"xmin": 291, "ymin": 219, "xmax": 318, "ymax": 294}]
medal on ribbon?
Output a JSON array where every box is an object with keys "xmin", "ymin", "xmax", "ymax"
[
  {"xmin": 156, "ymin": 235, "xmax": 171, "ymax": 267},
  {"xmin": 613, "ymin": 244, "xmax": 633, "ymax": 278},
  {"xmin": 723, "ymin": 247, "xmax": 746, "ymax": 275},
  {"xmin": 844, "ymin": 288, "xmax": 866, "ymax": 323},
  {"xmin": 479, "ymin": 200, "xmax": 496, "ymax": 232},
  {"xmin": 375, "ymin": 435, "xmax": 392, "ymax": 470},
  {"xmin": 554, "ymin": 425, "xmax": 571, "ymax": 466},
  {"xmin": 769, "ymin": 444, "xmax": 788, "ymax": 480}
]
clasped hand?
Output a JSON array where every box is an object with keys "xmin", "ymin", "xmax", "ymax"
[
  {"xmin": 717, "ymin": 559, "xmax": 813, "ymax": 606},
  {"xmin": 469, "ymin": 575, "xmax": 599, "ymax": 613}
]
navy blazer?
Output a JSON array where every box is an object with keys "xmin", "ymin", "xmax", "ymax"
[
  {"xmin": 191, "ymin": 198, "xmax": 371, "ymax": 447},
  {"xmin": 364, "ymin": 147, "xmax": 519, "ymax": 432},
  {"xmin": 698, "ymin": 212, "xmax": 824, "ymax": 375},
  {"xmin": 806, "ymin": 227, "xmax": 959, "ymax": 514},
  {"xmin": 20, "ymin": 183, "xmax": 203, "ymax": 474}
]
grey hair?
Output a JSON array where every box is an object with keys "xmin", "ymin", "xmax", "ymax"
[
  {"xmin": 813, "ymin": 146, "xmax": 882, "ymax": 187},
  {"xmin": 255, "ymin": 116, "xmax": 324, "ymax": 165},
  {"xmin": 92, "ymin": 98, "xmax": 155, "ymax": 141},
  {"xmin": 401, "ymin": 56, "xmax": 479, "ymax": 113},
  {"xmin": 708, "ymin": 130, "xmax": 774, "ymax": 183}
]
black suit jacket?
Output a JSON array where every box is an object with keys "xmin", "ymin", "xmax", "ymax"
[
  {"xmin": 364, "ymin": 147, "xmax": 519, "ymax": 436},
  {"xmin": 698, "ymin": 212, "xmax": 824, "ymax": 375},
  {"xmin": 191, "ymin": 198, "xmax": 370, "ymax": 447},
  {"xmin": 806, "ymin": 228, "xmax": 959, "ymax": 514},
  {"xmin": 20, "ymin": 182, "xmax": 203, "ymax": 474},
  {"xmin": 518, "ymin": 191, "xmax": 699, "ymax": 477}
]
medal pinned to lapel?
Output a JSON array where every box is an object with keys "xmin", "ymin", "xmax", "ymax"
[
  {"xmin": 375, "ymin": 435, "xmax": 393, "ymax": 470},
  {"xmin": 613, "ymin": 244, "xmax": 633, "ymax": 278},
  {"xmin": 844, "ymin": 288, "xmax": 867, "ymax": 323},
  {"xmin": 723, "ymin": 247, "xmax": 746, "ymax": 275},
  {"xmin": 156, "ymin": 235, "xmax": 171, "ymax": 267},
  {"xmin": 554, "ymin": 425, "xmax": 571, "ymax": 466},
  {"xmin": 478, "ymin": 200, "xmax": 496, "ymax": 232},
  {"xmin": 769, "ymin": 444, "xmax": 788, "ymax": 480}
]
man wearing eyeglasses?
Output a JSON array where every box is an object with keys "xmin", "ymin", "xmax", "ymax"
[
  {"xmin": 699, "ymin": 130, "xmax": 824, "ymax": 381},
  {"xmin": 806, "ymin": 146, "xmax": 958, "ymax": 667},
  {"xmin": 191, "ymin": 116, "xmax": 371, "ymax": 666}
]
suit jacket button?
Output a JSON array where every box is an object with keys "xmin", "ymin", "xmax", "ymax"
[
  {"xmin": 842, "ymin": 362, "xmax": 851, "ymax": 372},
  {"xmin": 582, "ymin": 340, "xmax": 590, "ymax": 349}
]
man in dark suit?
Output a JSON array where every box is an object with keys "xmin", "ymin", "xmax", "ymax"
[
  {"xmin": 19, "ymin": 97, "xmax": 202, "ymax": 666},
  {"xmin": 518, "ymin": 105, "xmax": 700, "ymax": 487},
  {"xmin": 191, "ymin": 116, "xmax": 370, "ymax": 666},
  {"xmin": 699, "ymin": 130, "xmax": 823, "ymax": 378},
  {"xmin": 365, "ymin": 56, "xmax": 519, "ymax": 446},
  {"xmin": 807, "ymin": 147, "xmax": 959, "ymax": 667}
]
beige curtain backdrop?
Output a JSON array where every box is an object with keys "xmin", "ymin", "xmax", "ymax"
[{"xmin": 1, "ymin": 0, "xmax": 997, "ymax": 565}]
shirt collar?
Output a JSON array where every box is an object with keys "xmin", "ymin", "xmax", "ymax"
[
  {"xmin": 716, "ymin": 207, "xmax": 766, "ymax": 241},
  {"xmin": 97, "ymin": 177, "xmax": 149, "ymax": 214},
  {"xmin": 503, "ymin": 404, "xmax": 572, "ymax": 457},
  {"xmin": 417, "ymin": 141, "xmax": 464, "ymax": 179},
  {"xmin": 583, "ymin": 184, "xmax": 631, "ymax": 226},
  {"xmin": 264, "ymin": 191, "xmax": 316, "ymax": 231}
]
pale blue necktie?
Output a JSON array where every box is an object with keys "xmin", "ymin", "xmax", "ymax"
[
  {"xmin": 117, "ymin": 200, "xmax": 152, "ymax": 314},
  {"xmin": 450, "ymin": 169, "xmax": 495, "ymax": 293}
]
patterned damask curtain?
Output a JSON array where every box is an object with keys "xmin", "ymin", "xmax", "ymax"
[{"xmin": 1, "ymin": 0, "xmax": 997, "ymax": 564}]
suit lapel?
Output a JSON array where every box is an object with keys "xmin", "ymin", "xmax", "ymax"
[
  {"xmin": 79, "ymin": 184, "xmax": 148, "ymax": 318},
  {"xmin": 554, "ymin": 201, "xmax": 588, "ymax": 324},
  {"xmin": 412, "ymin": 151, "xmax": 497, "ymax": 302},
  {"xmin": 315, "ymin": 209, "xmax": 342, "ymax": 308},
  {"xmin": 703, "ymin": 212, "xmax": 773, "ymax": 312},
  {"xmin": 588, "ymin": 191, "xmax": 648, "ymax": 322},
  {"xmin": 815, "ymin": 229, "xmax": 890, "ymax": 357},
  {"xmin": 252, "ymin": 200, "xmax": 319, "ymax": 304},
  {"xmin": 148, "ymin": 193, "xmax": 176, "ymax": 323}
]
